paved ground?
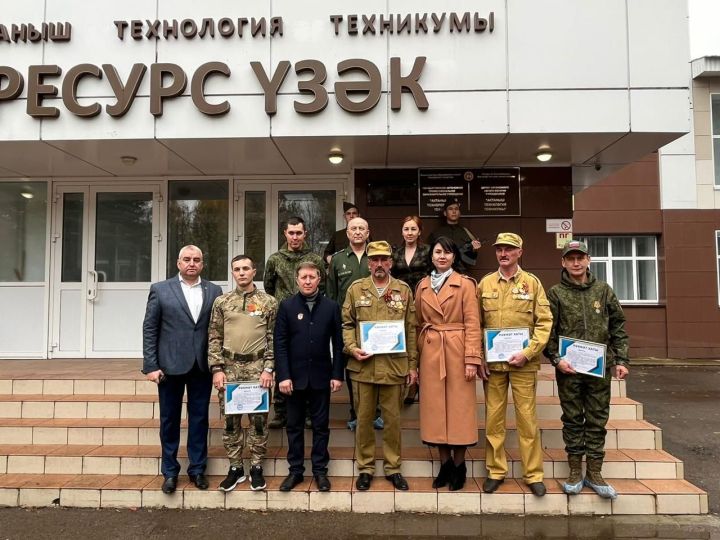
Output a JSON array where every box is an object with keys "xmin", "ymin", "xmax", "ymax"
[{"xmin": 1, "ymin": 365, "xmax": 719, "ymax": 539}]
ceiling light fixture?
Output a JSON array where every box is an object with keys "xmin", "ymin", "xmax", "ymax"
[
  {"xmin": 328, "ymin": 149, "xmax": 344, "ymax": 165},
  {"xmin": 120, "ymin": 155, "xmax": 138, "ymax": 166},
  {"xmin": 535, "ymin": 147, "xmax": 553, "ymax": 162},
  {"xmin": 20, "ymin": 190, "xmax": 34, "ymax": 199}
]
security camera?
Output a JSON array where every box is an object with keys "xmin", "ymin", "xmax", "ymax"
[{"xmin": 594, "ymin": 163, "xmax": 602, "ymax": 172}]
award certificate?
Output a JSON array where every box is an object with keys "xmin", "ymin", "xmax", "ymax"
[
  {"xmin": 484, "ymin": 327, "xmax": 530, "ymax": 363},
  {"xmin": 224, "ymin": 382, "xmax": 270, "ymax": 415},
  {"xmin": 558, "ymin": 336, "xmax": 606, "ymax": 378},
  {"xmin": 359, "ymin": 320, "xmax": 407, "ymax": 354}
]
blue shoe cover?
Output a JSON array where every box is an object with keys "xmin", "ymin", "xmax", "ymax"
[
  {"xmin": 584, "ymin": 477, "xmax": 618, "ymax": 499},
  {"xmin": 562, "ymin": 479, "xmax": 583, "ymax": 495}
]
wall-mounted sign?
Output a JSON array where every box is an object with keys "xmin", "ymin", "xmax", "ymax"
[
  {"xmin": 418, "ymin": 168, "xmax": 521, "ymax": 217},
  {"xmin": 546, "ymin": 218, "xmax": 572, "ymax": 233},
  {"xmin": 555, "ymin": 232, "xmax": 573, "ymax": 249}
]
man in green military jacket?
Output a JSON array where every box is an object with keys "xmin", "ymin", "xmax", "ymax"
[
  {"xmin": 264, "ymin": 216, "xmax": 325, "ymax": 427},
  {"xmin": 342, "ymin": 241, "xmax": 418, "ymax": 491},
  {"xmin": 545, "ymin": 240, "xmax": 630, "ymax": 499}
]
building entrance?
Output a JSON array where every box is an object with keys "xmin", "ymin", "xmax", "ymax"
[{"xmin": 49, "ymin": 183, "xmax": 162, "ymax": 358}]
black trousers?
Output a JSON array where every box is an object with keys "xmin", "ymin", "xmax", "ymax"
[
  {"xmin": 286, "ymin": 386, "xmax": 331, "ymax": 476},
  {"xmin": 157, "ymin": 363, "xmax": 212, "ymax": 478}
]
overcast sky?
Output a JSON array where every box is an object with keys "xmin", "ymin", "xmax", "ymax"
[{"xmin": 689, "ymin": 0, "xmax": 720, "ymax": 59}]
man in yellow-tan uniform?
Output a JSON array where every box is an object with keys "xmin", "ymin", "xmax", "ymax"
[{"xmin": 476, "ymin": 232, "xmax": 553, "ymax": 497}]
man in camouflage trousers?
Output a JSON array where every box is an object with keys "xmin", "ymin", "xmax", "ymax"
[
  {"xmin": 545, "ymin": 240, "xmax": 629, "ymax": 499},
  {"xmin": 264, "ymin": 216, "xmax": 325, "ymax": 428},
  {"xmin": 209, "ymin": 254, "xmax": 277, "ymax": 492}
]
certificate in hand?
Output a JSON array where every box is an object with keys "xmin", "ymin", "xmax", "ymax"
[
  {"xmin": 359, "ymin": 320, "xmax": 407, "ymax": 354},
  {"xmin": 484, "ymin": 327, "xmax": 530, "ymax": 363},
  {"xmin": 559, "ymin": 336, "xmax": 606, "ymax": 378},
  {"xmin": 224, "ymin": 382, "xmax": 270, "ymax": 415}
]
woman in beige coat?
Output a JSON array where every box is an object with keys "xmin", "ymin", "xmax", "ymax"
[{"xmin": 415, "ymin": 236, "xmax": 485, "ymax": 490}]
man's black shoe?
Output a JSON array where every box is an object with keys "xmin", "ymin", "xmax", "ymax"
[
  {"xmin": 315, "ymin": 474, "xmax": 331, "ymax": 492},
  {"xmin": 218, "ymin": 466, "xmax": 245, "ymax": 492},
  {"xmin": 355, "ymin": 473, "xmax": 373, "ymax": 491},
  {"xmin": 279, "ymin": 473, "xmax": 304, "ymax": 492},
  {"xmin": 385, "ymin": 473, "xmax": 409, "ymax": 491},
  {"xmin": 161, "ymin": 476, "xmax": 178, "ymax": 494},
  {"xmin": 482, "ymin": 477, "xmax": 504, "ymax": 493},
  {"xmin": 528, "ymin": 481, "xmax": 547, "ymax": 497},
  {"xmin": 189, "ymin": 473, "xmax": 209, "ymax": 490}
]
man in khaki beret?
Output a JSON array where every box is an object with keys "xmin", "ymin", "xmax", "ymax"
[
  {"xmin": 476, "ymin": 232, "xmax": 553, "ymax": 497},
  {"xmin": 342, "ymin": 240, "xmax": 418, "ymax": 491}
]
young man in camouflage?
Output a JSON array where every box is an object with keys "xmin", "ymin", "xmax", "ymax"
[
  {"xmin": 263, "ymin": 216, "xmax": 325, "ymax": 428},
  {"xmin": 209, "ymin": 254, "xmax": 277, "ymax": 492},
  {"xmin": 545, "ymin": 240, "xmax": 629, "ymax": 499}
]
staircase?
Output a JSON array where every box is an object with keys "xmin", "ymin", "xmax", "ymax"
[{"xmin": 0, "ymin": 360, "xmax": 709, "ymax": 514}]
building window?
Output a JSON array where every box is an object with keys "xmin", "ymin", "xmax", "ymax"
[
  {"xmin": 577, "ymin": 236, "xmax": 659, "ymax": 303},
  {"xmin": 0, "ymin": 182, "xmax": 47, "ymax": 282},
  {"xmin": 713, "ymin": 95, "xmax": 720, "ymax": 185},
  {"xmin": 167, "ymin": 180, "xmax": 229, "ymax": 282}
]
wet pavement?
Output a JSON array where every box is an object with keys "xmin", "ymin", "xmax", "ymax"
[{"xmin": 1, "ymin": 365, "xmax": 718, "ymax": 539}]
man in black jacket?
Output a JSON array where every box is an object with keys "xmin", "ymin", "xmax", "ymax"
[{"xmin": 274, "ymin": 261, "xmax": 345, "ymax": 492}]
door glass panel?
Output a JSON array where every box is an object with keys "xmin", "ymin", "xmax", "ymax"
[
  {"xmin": 277, "ymin": 190, "xmax": 335, "ymax": 256},
  {"xmin": 61, "ymin": 193, "xmax": 84, "ymax": 282},
  {"xmin": 245, "ymin": 192, "xmax": 266, "ymax": 278},
  {"xmin": 95, "ymin": 192, "xmax": 152, "ymax": 282},
  {"xmin": 167, "ymin": 180, "xmax": 228, "ymax": 281},
  {"xmin": 0, "ymin": 182, "xmax": 47, "ymax": 282}
]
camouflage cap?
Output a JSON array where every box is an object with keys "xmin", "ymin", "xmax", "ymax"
[
  {"xmin": 562, "ymin": 239, "xmax": 589, "ymax": 257},
  {"xmin": 493, "ymin": 232, "xmax": 523, "ymax": 248},
  {"xmin": 366, "ymin": 240, "xmax": 392, "ymax": 258}
]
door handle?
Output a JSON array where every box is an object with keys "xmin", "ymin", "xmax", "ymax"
[{"xmin": 87, "ymin": 270, "xmax": 98, "ymax": 302}]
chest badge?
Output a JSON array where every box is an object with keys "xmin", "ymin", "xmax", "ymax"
[
  {"xmin": 297, "ymin": 313, "xmax": 304, "ymax": 320},
  {"xmin": 593, "ymin": 300, "xmax": 601, "ymax": 314}
]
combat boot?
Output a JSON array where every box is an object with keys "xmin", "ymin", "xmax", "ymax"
[
  {"xmin": 432, "ymin": 460, "xmax": 453, "ymax": 489},
  {"xmin": 584, "ymin": 457, "xmax": 617, "ymax": 499},
  {"xmin": 562, "ymin": 454, "xmax": 584, "ymax": 495}
]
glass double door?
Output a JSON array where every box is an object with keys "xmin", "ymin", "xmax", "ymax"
[{"xmin": 50, "ymin": 184, "xmax": 162, "ymax": 357}]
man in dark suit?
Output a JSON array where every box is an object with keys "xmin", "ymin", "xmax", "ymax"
[
  {"xmin": 274, "ymin": 261, "xmax": 344, "ymax": 492},
  {"xmin": 142, "ymin": 245, "xmax": 223, "ymax": 494}
]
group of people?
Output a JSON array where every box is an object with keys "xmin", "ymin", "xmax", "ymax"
[{"xmin": 142, "ymin": 198, "xmax": 629, "ymax": 503}]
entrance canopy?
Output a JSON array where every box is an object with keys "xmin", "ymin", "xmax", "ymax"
[{"xmin": 0, "ymin": 0, "xmax": 690, "ymax": 188}]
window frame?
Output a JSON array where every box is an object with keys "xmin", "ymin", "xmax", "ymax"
[
  {"xmin": 577, "ymin": 235, "xmax": 659, "ymax": 305},
  {"xmin": 712, "ymin": 93, "xmax": 720, "ymax": 187}
]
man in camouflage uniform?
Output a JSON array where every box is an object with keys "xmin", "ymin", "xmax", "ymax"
[
  {"xmin": 476, "ymin": 232, "xmax": 553, "ymax": 497},
  {"xmin": 342, "ymin": 240, "xmax": 418, "ymax": 491},
  {"xmin": 545, "ymin": 240, "xmax": 629, "ymax": 499},
  {"xmin": 263, "ymin": 216, "xmax": 325, "ymax": 428},
  {"xmin": 209, "ymin": 254, "xmax": 277, "ymax": 492}
]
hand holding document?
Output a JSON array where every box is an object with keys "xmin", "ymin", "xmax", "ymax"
[
  {"xmin": 484, "ymin": 327, "xmax": 530, "ymax": 363},
  {"xmin": 558, "ymin": 337, "xmax": 606, "ymax": 378},
  {"xmin": 360, "ymin": 321, "xmax": 407, "ymax": 354},
  {"xmin": 224, "ymin": 382, "xmax": 270, "ymax": 415}
]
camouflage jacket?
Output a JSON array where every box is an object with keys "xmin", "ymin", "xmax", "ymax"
[
  {"xmin": 545, "ymin": 270, "xmax": 629, "ymax": 367},
  {"xmin": 208, "ymin": 286, "xmax": 277, "ymax": 372},
  {"xmin": 263, "ymin": 243, "xmax": 325, "ymax": 303}
]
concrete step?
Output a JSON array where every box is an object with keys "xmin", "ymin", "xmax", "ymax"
[
  {"xmin": 0, "ymin": 418, "xmax": 663, "ymax": 450},
  {"xmin": 0, "ymin": 473, "xmax": 707, "ymax": 515},
  {"xmin": 0, "ymin": 394, "xmax": 644, "ymax": 422},
  {"xmin": 0, "ymin": 445, "xmax": 685, "ymax": 480},
  {"xmin": 0, "ymin": 371, "xmax": 628, "ymax": 399}
]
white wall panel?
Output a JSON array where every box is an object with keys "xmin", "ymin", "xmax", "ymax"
[
  {"xmin": 507, "ymin": 0, "xmax": 628, "ymax": 90},
  {"xmin": 157, "ymin": 0, "xmax": 270, "ymax": 96},
  {"xmin": 627, "ymin": 0, "xmax": 690, "ymax": 88},
  {"xmin": 659, "ymin": 153, "xmax": 697, "ymax": 209},
  {"xmin": 0, "ymin": 101, "xmax": 41, "ymax": 142},
  {"xmin": 388, "ymin": 0, "xmax": 506, "ymax": 91},
  {"xmin": 45, "ymin": 0, "xmax": 157, "ymax": 98},
  {"xmin": 58, "ymin": 289, "xmax": 82, "ymax": 353},
  {"xmin": 630, "ymin": 89, "xmax": 691, "ymax": 133},
  {"xmin": 272, "ymin": 0, "xmax": 389, "ymax": 91},
  {"xmin": 0, "ymin": 286, "xmax": 46, "ymax": 356},
  {"xmin": 0, "ymin": 0, "xmax": 47, "ymax": 99},
  {"xmin": 389, "ymin": 91, "xmax": 507, "ymax": 136},
  {"xmin": 509, "ymin": 90, "xmax": 629, "ymax": 133},
  {"xmin": 92, "ymin": 290, "xmax": 146, "ymax": 353},
  {"xmin": 155, "ymin": 95, "xmax": 270, "ymax": 139}
]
